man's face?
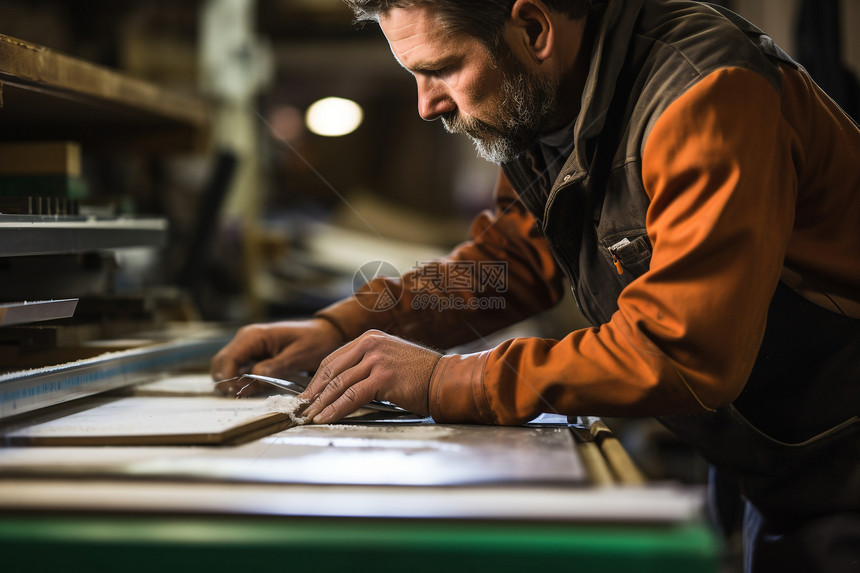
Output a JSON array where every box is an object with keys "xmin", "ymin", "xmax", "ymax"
[{"xmin": 380, "ymin": 6, "xmax": 560, "ymax": 164}]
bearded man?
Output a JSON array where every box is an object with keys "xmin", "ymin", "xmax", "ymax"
[{"xmin": 212, "ymin": 2, "xmax": 860, "ymax": 570}]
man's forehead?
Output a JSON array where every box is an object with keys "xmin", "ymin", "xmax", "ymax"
[{"xmin": 380, "ymin": 6, "xmax": 449, "ymax": 64}]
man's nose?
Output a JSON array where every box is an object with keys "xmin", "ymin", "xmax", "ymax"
[{"xmin": 416, "ymin": 77, "xmax": 455, "ymax": 121}]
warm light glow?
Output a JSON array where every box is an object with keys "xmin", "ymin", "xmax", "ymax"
[{"xmin": 305, "ymin": 97, "xmax": 363, "ymax": 136}]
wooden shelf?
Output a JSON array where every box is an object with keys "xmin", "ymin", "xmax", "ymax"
[{"xmin": 0, "ymin": 33, "xmax": 210, "ymax": 152}]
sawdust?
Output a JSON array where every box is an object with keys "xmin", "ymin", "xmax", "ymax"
[{"xmin": 262, "ymin": 394, "xmax": 309, "ymax": 425}]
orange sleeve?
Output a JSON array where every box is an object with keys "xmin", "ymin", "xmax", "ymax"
[
  {"xmin": 314, "ymin": 171, "xmax": 565, "ymax": 350},
  {"xmin": 430, "ymin": 67, "xmax": 800, "ymax": 425}
]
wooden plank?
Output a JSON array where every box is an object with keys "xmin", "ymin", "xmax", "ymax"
[
  {"xmin": 0, "ymin": 141, "xmax": 81, "ymax": 176},
  {"xmin": 0, "ymin": 396, "xmax": 297, "ymax": 446},
  {"xmin": 0, "ymin": 34, "xmax": 209, "ymax": 152}
]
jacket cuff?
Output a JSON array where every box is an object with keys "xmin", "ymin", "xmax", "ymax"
[
  {"xmin": 428, "ymin": 351, "xmax": 495, "ymax": 424},
  {"xmin": 314, "ymin": 296, "xmax": 381, "ymax": 341}
]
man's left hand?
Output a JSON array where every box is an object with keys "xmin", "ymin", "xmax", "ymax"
[{"xmin": 298, "ymin": 330, "xmax": 442, "ymax": 424}]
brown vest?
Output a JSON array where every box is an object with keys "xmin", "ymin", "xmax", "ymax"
[{"xmin": 503, "ymin": 0, "xmax": 860, "ymax": 520}]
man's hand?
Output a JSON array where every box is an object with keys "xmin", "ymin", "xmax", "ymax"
[
  {"xmin": 298, "ymin": 330, "xmax": 442, "ymax": 424},
  {"xmin": 211, "ymin": 318, "xmax": 345, "ymax": 395}
]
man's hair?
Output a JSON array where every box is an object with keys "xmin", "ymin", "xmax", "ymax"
[{"xmin": 343, "ymin": 0, "xmax": 592, "ymax": 54}]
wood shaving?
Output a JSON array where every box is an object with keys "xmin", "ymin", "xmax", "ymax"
[{"xmin": 262, "ymin": 394, "xmax": 309, "ymax": 425}]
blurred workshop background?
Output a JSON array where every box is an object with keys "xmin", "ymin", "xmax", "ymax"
[{"xmin": 0, "ymin": 0, "xmax": 858, "ymax": 487}]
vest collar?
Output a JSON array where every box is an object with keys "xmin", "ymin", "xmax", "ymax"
[{"xmin": 567, "ymin": 0, "xmax": 646, "ymax": 178}]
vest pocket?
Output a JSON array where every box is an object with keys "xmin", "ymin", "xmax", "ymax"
[{"xmin": 602, "ymin": 231, "xmax": 652, "ymax": 282}]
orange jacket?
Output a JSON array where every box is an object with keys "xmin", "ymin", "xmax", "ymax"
[{"xmin": 316, "ymin": 11, "xmax": 860, "ymax": 426}]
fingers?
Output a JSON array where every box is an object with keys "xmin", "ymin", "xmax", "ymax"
[
  {"xmin": 210, "ymin": 324, "xmax": 274, "ymax": 381},
  {"xmin": 211, "ymin": 319, "xmax": 346, "ymax": 383},
  {"xmin": 298, "ymin": 330, "xmax": 440, "ymax": 424},
  {"xmin": 251, "ymin": 355, "xmax": 299, "ymax": 379},
  {"xmin": 210, "ymin": 323, "xmax": 290, "ymax": 398},
  {"xmin": 300, "ymin": 342, "xmax": 372, "ymax": 424}
]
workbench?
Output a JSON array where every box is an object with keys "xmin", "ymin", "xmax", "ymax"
[{"xmin": 0, "ymin": 373, "xmax": 720, "ymax": 573}]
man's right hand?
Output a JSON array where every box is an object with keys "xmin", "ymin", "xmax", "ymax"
[{"xmin": 210, "ymin": 318, "xmax": 345, "ymax": 396}]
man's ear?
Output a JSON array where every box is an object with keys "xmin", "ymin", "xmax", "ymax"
[{"xmin": 508, "ymin": 0, "xmax": 554, "ymax": 63}]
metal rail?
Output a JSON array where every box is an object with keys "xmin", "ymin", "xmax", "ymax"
[{"xmin": 0, "ymin": 330, "xmax": 230, "ymax": 420}]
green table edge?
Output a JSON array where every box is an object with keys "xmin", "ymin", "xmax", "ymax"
[{"xmin": 0, "ymin": 514, "xmax": 720, "ymax": 572}]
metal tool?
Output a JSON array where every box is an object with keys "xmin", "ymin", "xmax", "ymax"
[
  {"xmin": 232, "ymin": 373, "xmax": 412, "ymax": 414},
  {"xmin": 0, "ymin": 298, "xmax": 78, "ymax": 326}
]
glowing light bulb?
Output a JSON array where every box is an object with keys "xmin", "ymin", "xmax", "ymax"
[{"xmin": 305, "ymin": 97, "xmax": 363, "ymax": 137}]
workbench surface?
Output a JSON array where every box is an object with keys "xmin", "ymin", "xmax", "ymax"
[{"xmin": 0, "ymin": 376, "xmax": 720, "ymax": 572}]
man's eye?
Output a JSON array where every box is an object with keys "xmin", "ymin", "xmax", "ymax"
[{"xmin": 434, "ymin": 66, "xmax": 453, "ymax": 77}]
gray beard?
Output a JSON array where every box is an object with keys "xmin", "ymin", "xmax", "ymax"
[{"xmin": 441, "ymin": 63, "xmax": 559, "ymax": 164}]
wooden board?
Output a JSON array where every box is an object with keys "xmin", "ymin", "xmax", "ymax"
[
  {"xmin": 0, "ymin": 141, "xmax": 81, "ymax": 176},
  {"xmin": 2, "ymin": 396, "xmax": 305, "ymax": 446}
]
